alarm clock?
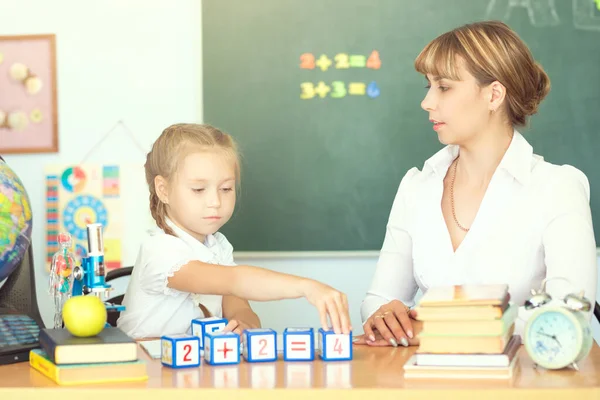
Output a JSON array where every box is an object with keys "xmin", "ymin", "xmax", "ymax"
[{"xmin": 523, "ymin": 277, "xmax": 593, "ymax": 370}]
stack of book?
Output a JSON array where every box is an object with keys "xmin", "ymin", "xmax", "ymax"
[
  {"xmin": 29, "ymin": 327, "xmax": 147, "ymax": 385},
  {"xmin": 404, "ymin": 284, "xmax": 520, "ymax": 380}
]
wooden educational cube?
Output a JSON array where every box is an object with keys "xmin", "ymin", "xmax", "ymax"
[
  {"xmin": 242, "ymin": 328, "xmax": 277, "ymax": 362},
  {"xmin": 283, "ymin": 327, "xmax": 314, "ymax": 361},
  {"xmin": 161, "ymin": 334, "xmax": 201, "ymax": 368},
  {"xmin": 191, "ymin": 316, "xmax": 227, "ymax": 349},
  {"xmin": 204, "ymin": 331, "xmax": 240, "ymax": 365},
  {"xmin": 318, "ymin": 328, "xmax": 352, "ymax": 361}
]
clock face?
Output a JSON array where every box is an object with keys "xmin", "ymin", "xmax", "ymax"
[{"xmin": 527, "ymin": 310, "xmax": 581, "ymax": 368}]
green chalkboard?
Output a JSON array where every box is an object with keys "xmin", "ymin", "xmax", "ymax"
[{"xmin": 202, "ymin": 0, "xmax": 600, "ymax": 251}]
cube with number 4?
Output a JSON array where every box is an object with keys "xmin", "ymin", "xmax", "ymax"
[
  {"xmin": 204, "ymin": 331, "xmax": 240, "ymax": 365},
  {"xmin": 318, "ymin": 329, "xmax": 352, "ymax": 361},
  {"xmin": 243, "ymin": 328, "xmax": 277, "ymax": 362},
  {"xmin": 161, "ymin": 334, "xmax": 201, "ymax": 368},
  {"xmin": 191, "ymin": 316, "xmax": 227, "ymax": 349}
]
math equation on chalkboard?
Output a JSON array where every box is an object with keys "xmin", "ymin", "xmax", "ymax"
[{"xmin": 299, "ymin": 51, "xmax": 381, "ymax": 99}]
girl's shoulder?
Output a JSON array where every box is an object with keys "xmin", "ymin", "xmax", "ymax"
[
  {"xmin": 141, "ymin": 227, "xmax": 191, "ymax": 254},
  {"xmin": 211, "ymin": 232, "xmax": 234, "ymax": 254}
]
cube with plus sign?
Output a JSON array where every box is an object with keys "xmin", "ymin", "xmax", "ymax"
[
  {"xmin": 318, "ymin": 328, "xmax": 352, "ymax": 361},
  {"xmin": 242, "ymin": 328, "xmax": 277, "ymax": 362},
  {"xmin": 161, "ymin": 334, "xmax": 201, "ymax": 368},
  {"xmin": 283, "ymin": 327, "xmax": 314, "ymax": 361},
  {"xmin": 191, "ymin": 316, "xmax": 227, "ymax": 349},
  {"xmin": 204, "ymin": 331, "xmax": 240, "ymax": 365}
]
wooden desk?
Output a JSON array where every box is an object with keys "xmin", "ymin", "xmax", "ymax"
[{"xmin": 0, "ymin": 344, "xmax": 598, "ymax": 400}]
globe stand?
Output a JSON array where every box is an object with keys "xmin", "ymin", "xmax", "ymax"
[
  {"xmin": 0, "ymin": 242, "xmax": 45, "ymax": 365},
  {"xmin": 0, "ymin": 242, "xmax": 44, "ymax": 326}
]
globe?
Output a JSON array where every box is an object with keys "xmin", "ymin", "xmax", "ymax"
[{"xmin": 0, "ymin": 159, "xmax": 33, "ymax": 282}]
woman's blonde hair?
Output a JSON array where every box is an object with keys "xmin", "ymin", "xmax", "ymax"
[
  {"xmin": 414, "ymin": 20, "xmax": 550, "ymax": 127},
  {"xmin": 145, "ymin": 123, "xmax": 240, "ymax": 236}
]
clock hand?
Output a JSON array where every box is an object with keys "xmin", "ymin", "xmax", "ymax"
[
  {"xmin": 537, "ymin": 330, "xmax": 554, "ymax": 339},
  {"xmin": 537, "ymin": 330, "xmax": 562, "ymax": 347}
]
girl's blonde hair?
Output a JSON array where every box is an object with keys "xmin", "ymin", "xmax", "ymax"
[
  {"xmin": 145, "ymin": 123, "xmax": 240, "ymax": 236},
  {"xmin": 414, "ymin": 20, "xmax": 550, "ymax": 127}
]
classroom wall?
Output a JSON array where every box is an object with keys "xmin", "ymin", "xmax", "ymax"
[
  {"xmin": 1, "ymin": 0, "xmax": 203, "ymax": 326},
  {"xmin": 1, "ymin": 0, "xmax": 599, "ymax": 344}
]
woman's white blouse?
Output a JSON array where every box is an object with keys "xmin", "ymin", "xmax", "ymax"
[
  {"xmin": 361, "ymin": 132, "xmax": 597, "ymax": 336},
  {"xmin": 117, "ymin": 220, "xmax": 235, "ymax": 338}
]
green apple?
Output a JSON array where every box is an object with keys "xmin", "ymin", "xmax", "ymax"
[{"xmin": 63, "ymin": 295, "xmax": 107, "ymax": 337}]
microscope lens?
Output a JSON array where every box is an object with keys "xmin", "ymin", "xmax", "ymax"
[{"xmin": 87, "ymin": 223, "xmax": 104, "ymax": 255}]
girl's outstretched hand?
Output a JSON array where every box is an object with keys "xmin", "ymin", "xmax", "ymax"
[{"xmin": 302, "ymin": 280, "xmax": 352, "ymax": 335}]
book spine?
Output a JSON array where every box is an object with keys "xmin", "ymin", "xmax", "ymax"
[
  {"xmin": 38, "ymin": 330, "xmax": 59, "ymax": 364},
  {"xmin": 29, "ymin": 351, "xmax": 60, "ymax": 384}
]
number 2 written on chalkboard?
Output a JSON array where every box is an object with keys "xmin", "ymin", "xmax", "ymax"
[{"xmin": 300, "ymin": 53, "xmax": 316, "ymax": 69}]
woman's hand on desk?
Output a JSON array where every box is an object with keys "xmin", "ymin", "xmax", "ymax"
[
  {"xmin": 354, "ymin": 329, "xmax": 420, "ymax": 347},
  {"xmin": 354, "ymin": 300, "xmax": 419, "ymax": 347}
]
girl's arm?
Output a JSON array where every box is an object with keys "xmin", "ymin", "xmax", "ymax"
[
  {"xmin": 167, "ymin": 261, "xmax": 351, "ymax": 334},
  {"xmin": 222, "ymin": 295, "xmax": 261, "ymax": 335}
]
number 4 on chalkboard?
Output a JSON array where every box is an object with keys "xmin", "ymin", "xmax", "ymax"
[{"xmin": 366, "ymin": 51, "xmax": 381, "ymax": 70}]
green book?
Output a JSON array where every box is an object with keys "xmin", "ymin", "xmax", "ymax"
[{"xmin": 39, "ymin": 327, "xmax": 137, "ymax": 365}]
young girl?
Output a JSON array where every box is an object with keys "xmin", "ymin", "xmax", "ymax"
[
  {"xmin": 117, "ymin": 123, "xmax": 351, "ymax": 338},
  {"xmin": 356, "ymin": 21, "xmax": 596, "ymax": 347}
]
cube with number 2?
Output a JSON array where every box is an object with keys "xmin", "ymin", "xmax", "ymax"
[
  {"xmin": 243, "ymin": 328, "xmax": 277, "ymax": 362},
  {"xmin": 161, "ymin": 334, "xmax": 201, "ymax": 368},
  {"xmin": 318, "ymin": 329, "xmax": 352, "ymax": 361}
]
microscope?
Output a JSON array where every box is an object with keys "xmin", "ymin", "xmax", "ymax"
[{"xmin": 71, "ymin": 223, "xmax": 124, "ymax": 314}]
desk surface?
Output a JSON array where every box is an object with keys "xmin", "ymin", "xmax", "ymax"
[{"xmin": 0, "ymin": 343, "xmax": 598, "ymax": 400}]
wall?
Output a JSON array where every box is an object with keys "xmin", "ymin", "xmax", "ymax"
[
  {"xmin": 1, "ymin": 0, "xmax": 203, "ymax": 326},
  {"xmin": 1, "ymin": 0, "xmax": 599, "ymax": 344}
]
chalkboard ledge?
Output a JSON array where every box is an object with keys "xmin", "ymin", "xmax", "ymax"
[
  {"xmin": 234, "ymin": 248, "xmax": 600, "ymax": 260},
  {"xmin": 233, "ymin": 251, "xmax": 380, "ymax": 259}
]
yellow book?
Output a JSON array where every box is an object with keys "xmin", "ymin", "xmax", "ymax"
[
  {"xmin": 418, "ymin": 284, "xmax": 509, "ymax": 307},
  {"xmin": 29, "ymin": 349, "xmax": 148, "ymax": 386},
  {"xmin": 417, "ymin": 325, "xmax": 515, "ymax": 354},
  {"xmin": 414, "ymin": 303, "xmax": 508, "ymax": 321},
  {"xmin": 420, "ymin": 303, "xmax": 518, "ymax": 336}
]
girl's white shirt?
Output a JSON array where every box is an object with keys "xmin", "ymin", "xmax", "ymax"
[{"xmin": 117, "ymin": 219, "xmax": 235, "ymax": 338}]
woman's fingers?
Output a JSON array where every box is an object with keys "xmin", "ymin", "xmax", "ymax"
[
  {"xmin": 366, "ymin": 337, "xmax": 391, "ymax": 346},
  {"xmin": 352, "ymin": 334, "xmax": 369, "ymax": 345},
  {"xmin": 359, "ymin": 300, "xmax": 415, "ymax": 347},
  {"xmin": 373, "ymin": 314, "xmax": 398, "ymax": 347},
  {"xmin": 362, "ymin": 318, "xmax": 377, "ymax": 342},
  {"xmin": 383, "ymin": 312, "xmax": 409, "ymax": 347},
  {"xmin": 364, "ymin": 330, "xmax": 392, "ymax": 346}
]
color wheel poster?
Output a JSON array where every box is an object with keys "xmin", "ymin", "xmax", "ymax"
[{"xmin": 45, "ymin": 164, "xmax": 123, "ymax": 271}]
